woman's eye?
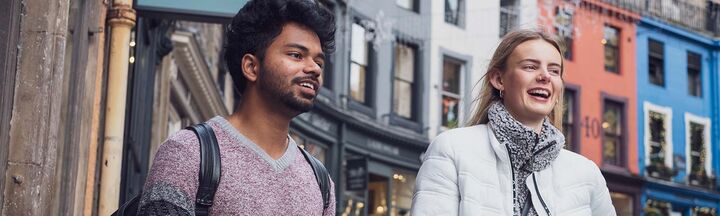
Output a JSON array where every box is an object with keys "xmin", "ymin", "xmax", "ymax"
[{"xmin": 523, "ymin": 65, "xmax": 537, "ymax": 70}]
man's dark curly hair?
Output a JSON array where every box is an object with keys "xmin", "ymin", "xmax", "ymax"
[{"xmin": 224, "ymin": 0, "xmax": 336, "ymax": 95}]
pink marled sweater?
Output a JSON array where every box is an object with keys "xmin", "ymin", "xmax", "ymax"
[{"xmin": 138, "ymin": 116, "xmax": 335, "ymax": 215}]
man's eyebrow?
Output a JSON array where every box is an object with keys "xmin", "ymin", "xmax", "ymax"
[{"xmin": 285, "ymin": 43, "xmax": 325, "ymax": 60}]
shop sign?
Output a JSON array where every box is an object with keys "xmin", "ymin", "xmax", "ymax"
[
  {"xmin": 367, "ymin": 139, "xmax": 400, "ymax": 156},
  {"xmin": 346, "ymin": 157, "xmax": 368, "ymax": 191},
  {"xmin": 298, "ymin": 111, "xmax": 338, "ymax": 135}
]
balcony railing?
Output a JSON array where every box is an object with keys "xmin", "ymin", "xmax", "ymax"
[{"xmin": 603, "ymin": 0, "xmax": 720, "ymax": 37}]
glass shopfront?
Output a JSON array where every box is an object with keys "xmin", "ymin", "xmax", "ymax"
[{"xmin": 340, "ymin": 152, "xmax": 418, "ymax": 216}]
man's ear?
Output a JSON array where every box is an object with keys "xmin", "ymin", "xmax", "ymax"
[
  {"xmin": 241, "ymin": 54, "xmax": 260, "ymax": 83},
  {"xmin": 488, "ymin": 69, "xmax": 504, "ymax": 91}
]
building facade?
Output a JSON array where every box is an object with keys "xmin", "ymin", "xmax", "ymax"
[
  {"xmin": 427, "ymin": 0, "xmax": 538, "ymax": 137},
  {"xmin": 538, "ymin": 1, "xmax": 643, "ymax": 215},
  {"xmin": 636, "ymin": 11, "xmax": 720, "ymax": 216},
  {"xmin": 3, "ymin": 0, "xmax": 719, "ymax": 215},
  {"xmin": 301, "ymin": 1, "xmax": 433, "ymax": 215}
]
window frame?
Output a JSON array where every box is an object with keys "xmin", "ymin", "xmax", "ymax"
[
  {"xmin": 687, "ymin": 51, "xmax": 702, "ymax": 97},
  {"xmin": 648, "ymin": 38, "xmax": 665, "ymax": 86},
  {"xmin": 562, "ymin": 85, "xmax": 581, "ymax": 153},
  {"xmin": 389, "ymin": 38, "xmax": 424, "ymax": 132},
  {"xmin": 444, "ymin": 0, "xmax": 465, "ymax": 27},
  {"xmin": 347, "ymin": 19, "xmax": 376, "ymax": 117},
  {"xmin": 395, "ymin": 0, "xmax": 420, "ymax": 13},
  {"xmin": 603, "ymin": 25, "xmax": 621, "ymax": 74},
  {"xmin": 562, "ymin": 35, "xmax": 573, "ymax": 61},
  {"xmin": 499, "ymin": 0, "xmax": 518, "ymax": 37},
  {"xmin": 439, "ymin": 55, "xmax": 465, "ymax": 130},
  {"xmin": 601, "ymin": 93, "xmax": 628, "ymax": 169},
  {"xmin": 684, "ymin": 113, "xmax": 712, "ymax": 179},
  {"xmin": 643, "ymin": 102, "xmax": 674, "ymax": 170}
]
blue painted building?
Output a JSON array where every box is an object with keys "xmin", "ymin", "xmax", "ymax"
[{"xmin": 636, "ymin": 17, "xmax": 720, "ymax": 215}]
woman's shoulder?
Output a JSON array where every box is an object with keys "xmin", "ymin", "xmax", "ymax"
[
  {"xmin": 425, "ymin": 125, "xmax": 491, "ymax": 156},
  {"xmin": 555, "ymin": 149, "xmax": 603, "ymax": 177},
  {"xmin": 434, "ymin": 124, "xmax": 488, "ymax": 141},
  {"xmin": 557, "ymin": 150, "xmax": 597, "ymax": 167}
]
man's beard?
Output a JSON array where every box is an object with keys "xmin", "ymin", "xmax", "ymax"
[{"xmin": 258, "ymin": 67, "xmax": 315, "ymax": 113}]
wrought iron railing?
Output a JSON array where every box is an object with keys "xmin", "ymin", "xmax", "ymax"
[{"xmin": 603, "ymin": 0, "xmax": 720, "ymax": 37}]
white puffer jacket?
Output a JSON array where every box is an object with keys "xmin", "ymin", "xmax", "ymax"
[{"xmin": 412, "ymin": 125, "xmax": 616, "ymax": 216}]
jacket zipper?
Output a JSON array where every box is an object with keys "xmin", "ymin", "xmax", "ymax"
[
  {"xmin": 504, "ymin": 144, "xmax": 517, "ymax": 213},
  {"xmin": 532, "ymin": 173, "xmax": 551, "ymax": 216}
]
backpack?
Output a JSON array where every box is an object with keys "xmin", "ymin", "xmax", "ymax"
[{"xmin": 112, "ymin": 123, "xmax": 331, "ymax": 215}]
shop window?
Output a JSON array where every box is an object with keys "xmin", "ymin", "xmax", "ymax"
[
  {"xmin": 692, "ymin": 206, "xmax": 718, "ymax": 216},
  {"xmin": 390, "ymin": 170, "xmax": 415, "ymax": 216},
  {"xmin": 441, "ymin": 57, "xmax": 463, "ymax": 129},
  {"xmin": 603, "ymin": 25, "xmax": 620, "ymax": 73},
  {"xmin": 602, "ymin": 100, "xmax": 625, "ymax": 166},
  {"xmin": 341, "ymin": 196, "xmax": 366, "ymax": 216},
  {"xmin": 610, "ymin": 192, "xmax": 633, "ymax": 216},
  {"xmin": 392, "ymin": 42, "xmax": 417, "ymax": 120},
  {"xmin": 645, "ymin": 199, "xmax": 672, "ymax": 216},
  {"xmin": 341, "ymin": 153, "xmax": 367, "ymax": 216},
  {"xmin": 648, "ymin": 39, "xmax": 664, "ymax": 86},
  {"xmin": 687, "ymin": 51, "xmax": 702, "ymax": 97},
  {"xmin": 368, "ymin": 174, "xmax": 389, "ymax": 216}
]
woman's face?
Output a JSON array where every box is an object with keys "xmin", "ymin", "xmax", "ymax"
[{"xmin": 491, "ymin": 39, "xmax": 563, "ymax": 125}]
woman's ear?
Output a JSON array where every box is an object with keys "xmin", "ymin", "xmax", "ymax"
[
  {"xmin": 241, "ymin": 54, "xmax": 260, "ymax": 83},
  {"xmin": 489, "ymin": 69, "xmax": 504, "ymax": 91}
]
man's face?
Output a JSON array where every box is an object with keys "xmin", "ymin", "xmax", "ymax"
[{"xmin": 257, "ymin": 22, "xmax": 325, "ymax": 113}]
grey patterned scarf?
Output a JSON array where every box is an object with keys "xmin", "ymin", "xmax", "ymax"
[{"xmin": 488, "ymin": 101, "xmax": 564, "ymax": 216}]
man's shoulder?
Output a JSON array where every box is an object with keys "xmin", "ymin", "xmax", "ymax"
[
  {"xmin": 161, "ymin": 129, "xmax": 200, "ymax": 150},
  {"xmin": 161, "ymin": 116, "xmax": 228, "ymax": 150}
]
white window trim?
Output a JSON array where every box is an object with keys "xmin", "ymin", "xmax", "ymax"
[
  {"xmin": 684, "ymin": 112, "xmax": 712, "ymax": 177},
  {"xmin": 439, "ymin": 59, "xmax": 466, "ymax": 131},
  {"xmin": 644, "ymin": 101, "xmax": 673, "ymax": 168}
]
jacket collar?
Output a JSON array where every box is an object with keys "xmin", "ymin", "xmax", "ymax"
[{"xmin": 487, "ymin": 101, "xmax": 564, "ymax": 173}]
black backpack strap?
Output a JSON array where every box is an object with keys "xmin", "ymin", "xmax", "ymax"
[
  {"xmin": 187, "ymin": 123, "xmax": 222, "ymax": 216},
  {"xmin": 298, "ymin": 146, "xmax": 331, "ymax": 210}
]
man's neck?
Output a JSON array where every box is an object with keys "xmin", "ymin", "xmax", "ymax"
[{"xmin": 227, "ymin": 94, "xmax": 297, "ymax": 160}]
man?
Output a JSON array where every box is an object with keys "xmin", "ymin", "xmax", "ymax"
[{"xmin": 138, "ymin": 0, "xmax": 336, "ymax": 215}]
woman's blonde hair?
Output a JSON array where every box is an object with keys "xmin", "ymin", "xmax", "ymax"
[{"xmin": 467, "ymin": 29, "xmax": 566, "ymax": 130}]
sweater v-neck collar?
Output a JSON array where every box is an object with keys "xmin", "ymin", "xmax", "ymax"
[{"xmin": 211, "ymin": 116, "xmax": 298, "ymax": 172}]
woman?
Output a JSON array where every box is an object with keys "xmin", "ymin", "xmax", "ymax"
[{"xmin": 411, "ymin": 29, "xmax": 615, "ymax": 216}]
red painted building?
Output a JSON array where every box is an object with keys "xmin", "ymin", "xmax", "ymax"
[{"xmin": 538, "ymin": 0, "xmax": 641, "ymax": 214}]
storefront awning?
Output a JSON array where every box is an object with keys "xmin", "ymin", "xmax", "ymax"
[{"xmin": 134, "ymin": 0, "xmax": 249, "ymax": 23}]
